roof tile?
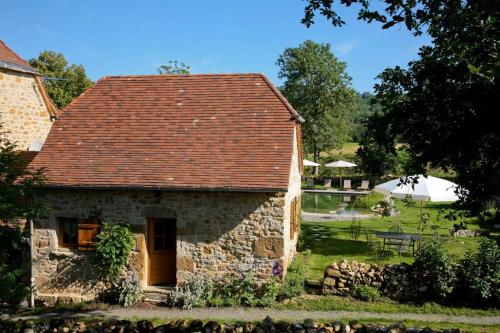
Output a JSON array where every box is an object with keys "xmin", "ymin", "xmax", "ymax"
[{"xmin": 29, "ymin": 74, "xmax": 299, "ymax": 191}]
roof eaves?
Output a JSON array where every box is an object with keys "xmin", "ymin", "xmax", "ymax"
[
  {"xmin": 36, "ymin": 183, "xmax": 288, "ymax": 193},
  {"xmin": 0, "ymin": 60, "xmax": 39, "ymax": 75}
]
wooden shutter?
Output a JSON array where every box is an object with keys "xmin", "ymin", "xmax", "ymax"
[{"xmin": 78, "ymin": 219, "xmax": 100, "ymax": 250}]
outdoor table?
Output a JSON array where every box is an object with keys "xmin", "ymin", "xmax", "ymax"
[{"xmin": 374, "ymin": 231, "xmax": 420, "ymax": 256}]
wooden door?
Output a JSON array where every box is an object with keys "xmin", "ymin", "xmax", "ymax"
[{"xmin": 148, "ymin": 218, "xmax": 176, "ymax": 285}]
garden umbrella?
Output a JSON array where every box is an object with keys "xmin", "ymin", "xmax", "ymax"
[
  {"xmin": 374, "ymin": 175, "xmax": 460, "ymax": 242},
  {"xmin": 303, "ymin": 159, "xmax": 321, "ymax": 175},
  {"xmin": 325, "ymin": 160, "xmax": 357, "ymax": 187},
  {"xmin": 303, "ymin": 159, "xmax": 321, "ymax": 167}
]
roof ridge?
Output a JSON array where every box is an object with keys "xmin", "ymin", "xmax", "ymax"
[
  {"xmin": 102, "ymin": 73, "xmax": 263, "ymax": 79},
  {"xmin": 0, "ymin": 39, "xmax": 32, "ymax": 68}
]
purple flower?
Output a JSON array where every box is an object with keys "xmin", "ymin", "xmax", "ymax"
[{"xmin": 272, "ymin": 261, "xmax": 283, "ymax": 277}]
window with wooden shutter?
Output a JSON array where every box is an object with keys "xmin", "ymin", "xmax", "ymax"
[
  {"xmin": 58, "ymin": 217, "xmax": 101, "ymax": 250},
  {"xmin": 78, "ymin": 219, "xmax": 101, "ymax": 250},
  {"xmin": 59, "ymin": 217, "xmax": 78, "ymax": 247}
]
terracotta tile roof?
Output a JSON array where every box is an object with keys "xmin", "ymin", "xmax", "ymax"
[
  {"xmin": 30, "ymin": 74, "xmax": 300, "ymax": 191},
  {"xmin": 0, "ymin": 40, "xmax": 32, "ymax": 68}
]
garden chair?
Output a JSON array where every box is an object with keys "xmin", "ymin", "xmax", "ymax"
[
  {"xmin": 388, "ymin": 225, "xmax": 404, "ymax": 233},
  {"xmin": 307, "ymin": 177, "xmax": 314, "ymax": 188},
  {"xmin": 323, "ymin": 178, "xmax": 332, "ymax": 188},
  {"xmin": 343, "ymin": 179, "xmax": 352, "ymax": 190},
  {"xmin": 357, "ymin": 180, "xmax": 370, "ymax": 191}
]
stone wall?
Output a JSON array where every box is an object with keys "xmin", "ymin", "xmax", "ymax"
[
  {"xmin": 0, "ymin": 68, "xmax": 53, "ymax": 150},
  {"xmin": 0, "ymin": 317, "xmax": 456, "ymax": 333},
  {"xmin": 322, "ymin": 260, "xmax": 418, "ymax": 300},
  {"xmin": 34, "ymin": 188, "xmax": 296, "ymax": 303},
  {"xmin": 283, "ymin": 125, "xmax": 302, "ymax": 267}
]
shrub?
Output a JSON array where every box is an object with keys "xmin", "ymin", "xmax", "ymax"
[
  {"xmin": 94, "ymin": 223, "xmax": 135, "ymax": 280},
  {"xmin": 412, "ymin": 239, "xmax": 456, "ymax": 300},
  {"xmin": 116, "ymin": 270, "xmax": 143, "ymax": 307},
  {"xmin": 353, "ymin": 285, "xmax": 380, "ymax": 301},
  {"xmin": 279, "ymin": 256, "xmax": 306, "ymax": 299},
  {"xmin": 460, "ymin": 238, "xmax": 500, "ymax": 305},
  {"xmin": 352, "ymin": 192, "xmax": 385, "ymax": 210},
  {"xmin": 167, "ymin": 276, "xmax": 214, "ymax": 310},
  {"xmin": 0, "ymin": 225, "xmax": 30, "ymax": 304},
  {"xmin": 214, "ymin": 272, "xmax": 258, "ymax": 307},
  {"xmin": 258, "ymin": 278, "xmax": 279, "ymax": 307}
]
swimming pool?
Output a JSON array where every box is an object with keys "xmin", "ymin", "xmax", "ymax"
[{"xmin": 301, "ymin": 192, "xmax": 365, "ymax": 215}]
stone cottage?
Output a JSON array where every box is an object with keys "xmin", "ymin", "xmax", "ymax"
[
  {"xmin": 0, "ymin": 39, "xmax": 58, "ymax": 150},
  {"xmin": 29, "ymin": 73, "xmax": 304, "ymax": 302}
]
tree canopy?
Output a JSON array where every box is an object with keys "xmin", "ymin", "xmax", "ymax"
[
  {"xmin": 157, "ymin": 60, "xmax": 190, "ymax": 75},
  {"xmin": 29, "ymin": 51, "xmax": 93, "ymax": 109},
  {"xmin": 302, "ymin": 1, "xmax": 499, "ymax": 206},
  {"xmin": 277, "ymin": 40, "xmax": 355, "ymax": 161}
]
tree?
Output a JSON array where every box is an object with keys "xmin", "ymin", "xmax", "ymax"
[
  {"xmin": 157, "ymin": 60, "xmax": 190, "ymax": 75},
  {"xmin": 277, "ymin": 40, "xmax": 355, "ymax": 161},
  {"xmin": 29, "ymin": 51, "xmax": 93, "ymax": 109},
  {"xmin": 0, "ymin": 125, "xmax": 46, "ymax": 304},
  {"xmin": 349, "ymin": 92, "xmax": 381, "ymax": 142},
  {"xmin": 302, "ymin": 1, "xmax": 500, "ymax": 206}
]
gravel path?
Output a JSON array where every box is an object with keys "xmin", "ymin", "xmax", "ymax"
[{"xmin": 12, "ymin": 307, "xmax": 500, "ymax": 326}]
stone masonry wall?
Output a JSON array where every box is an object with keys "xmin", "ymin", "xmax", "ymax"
[
  {"xmin": 34, "ymin": 189, "xmax": 294, "ymax": 303},
  {"xmin": 0, "ymin": 68, "xmax": 53, "ymax": 150},
  {"xmin": 283, "ymin": 125, "xmax": 302, "ymax": 268}
]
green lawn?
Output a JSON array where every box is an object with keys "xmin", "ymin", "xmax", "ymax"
[
  {"xmin": 276, "ymin": 295, "xmax": 500, "ymax": 317},
  {"xmin": 299, "ymin": 201, "xmax": 486, "ymax": 280}
]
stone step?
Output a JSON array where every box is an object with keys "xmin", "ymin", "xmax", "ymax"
[{"xmin": 143, "ymin": 285, "xmax": 174, "ymax": 303}]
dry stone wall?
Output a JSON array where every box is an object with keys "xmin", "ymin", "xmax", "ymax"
[
  {"xmin": 0, "ymin": 317, "xmax": 460, "ymax": 333},
  {"xmin": 322, "ymin": 260, "xmax": 420, "ymax": 300},
  {"xmin": 34, "ymin": 189, "xmax": 295, "ymax": 303},
  {"xmin": 0, "ymin": 68, "xmax": 53, "ymax": 150}
]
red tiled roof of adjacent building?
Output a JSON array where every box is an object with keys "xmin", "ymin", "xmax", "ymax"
[
  {"xmin": 29, "ymin": 73, "xmax": 301, "ymax": 191},
  {"xmin": 0, "ymin": 39, "xmax": 32, "ymax": 68}
]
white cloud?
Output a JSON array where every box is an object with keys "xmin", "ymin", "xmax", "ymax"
[{"xmin": 334, "ymin": 42, "xmax": 358, "ymax": 56}]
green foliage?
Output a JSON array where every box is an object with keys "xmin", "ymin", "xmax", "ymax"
[
  {"xmin": 215, "ymin": 273, "xmax": 258, "ymax": 307},
  {"xmin": 168, "ymin": 276, "xmax": 214, "ymax": 310},
  {"xmin": 258, "ymin": 278, "xmax": 280, "ymax": 307},
  {"xmin": 0, "ymin": 225, "xmax": 30, "ymax": 304},
  {"xmin": 352, "ymin": 192, "xmax": 385, "ymax": 210},
  {"xmin": 0, "ymin": 125, "xmax": 46, "ymax": 305},
  {"xmin": 349, "ymin": 92, "xmax": 383, "ymax": 142},
  {"xmin": 277, "ymin": 40, "xmax": 356, "ymax": 161},
  {"xmin": 114, "ymin": 270, "xmax": 143, "ymax": 307},
  {"xmin": 279, "ymin": 256, "xmax": 306, "ymax": 299},
  {"xmin": 1, "ymin": 125, "xmax": 46, "ymax": 222},
  {"xmin": 157, "ymin": 60, "xmax": 190, "ymax": 75},
  {"xmin": 460, "ymin": 238, "xmax": 500, "ymax": 305},
  {"xmin": 94, "ymin": 223, "xmax": 135, "ymax": 280},
  {"xmin": 352, "ymin": 285, "xmax": 380, "ymax": 302},
  {"xmin": 412, "ymin": 239, "xmax": 456, "ymax": 300},
  {"xmin": 29, "ymin": 51, "xmax": 93, "ymax": 109},
  {"xmin": 356, "ymin": 139, "xmax": 398, "ymax": 176},
  {"xmin": 168, "ymin": 274, "xmax": 280, "ymax": 308}
]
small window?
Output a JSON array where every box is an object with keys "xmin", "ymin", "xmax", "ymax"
[
  {"xmin": 58, "ymin": 217, "xmax": 101, "ymax": 250},
  {"xmin": 59, "ymin": 218, "xmax": 78, "ymax": 247},
  {"xmin": 153, "ymin": 220, "xmax": 175, "ymax": 251}
]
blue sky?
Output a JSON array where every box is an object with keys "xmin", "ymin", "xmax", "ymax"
[{"xmin": 1, "ymin": 0, "xmax": 430, "ymax": 92}]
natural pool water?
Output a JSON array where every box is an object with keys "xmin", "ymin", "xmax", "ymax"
[{"xmin": 301, "ymin": 192, "xmax": 365, "ymax": 215}]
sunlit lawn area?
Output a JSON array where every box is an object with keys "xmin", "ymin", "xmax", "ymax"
[{"xmin": 299, "ymin": 201, "xmax": 486, "ymax": 280}]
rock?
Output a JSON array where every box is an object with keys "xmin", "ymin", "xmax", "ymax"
[
  {"xmin": 331, "ymin": 321, "xmax": 343, "ymax": 333},
  {"xmin": 137, "ymin": 320, "xmax": 154, "ymax": 332},
  {"xmin": 203, "ymin": 321, "xmax": 220, "ymax": 333},
  {"xmin": 326, "ymin": 268, "xmax": 342, "ymax": 278},
  {"xmin": 388, "ymin": 322, "xmax": 406, "ymax": 333},
  {"xmin": 348, "ymin": 321, "xmax": 363, "ymax": 331},
  {"xmin": 243, "ymin": 322, "xmax": 256, "ymax": 333},
  {"xmin": 303, "ymin": 319, "xmax": 318, "ymax": 329},
  {"xmin": 263, "ymin": 316, "xmax": 274, "ymax": 327},
  {"xmin": 191, "ymin": 320, "xmax": 204, "ymax": 332},
  {"xmin": 324, "ymin": 277, "xmax": 337, "ymax": 287}
]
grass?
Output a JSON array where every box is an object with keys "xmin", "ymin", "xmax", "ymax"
[
  {"xmin": 299, "ymin": 200, "xmax": 490, "ymax": 280},
  {"xmin": 275, "ymin": 295, "xmax": 500, "ymax": 317}
]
